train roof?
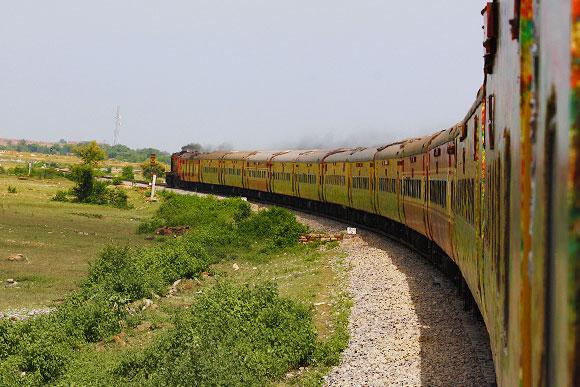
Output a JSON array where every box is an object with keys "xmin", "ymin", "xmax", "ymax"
[
  {"xmin": 347, "ymin": 146, "xmax": 383, "ymax": 162},
  {"xmin": 428, "ymin": 125, "xmax": 460, "ymax": 150},
  {"xmin": 323, "ymin": 149, "xmax": 357, "ymax": 163},
  {"xmin": 375, "ymin": 141, "xmax": 408, "ymax": 160},
  {"xmin": 295, "ymin": 148, "xmax": 349, "ymax": 163},
  {"xmin": 400, "ymin": 132, "xmax": 442, "ymax": 157},
  {"xmin": 271, "ymin": 150, "xmax": 310, "ymax": 163},
  {"xmin": 462, "ymin": 86, "xmax": 484, "ymax": 122},
  {"xmin": 222, "ymin": 151, "xmax": 257, "ymax": 160},
  {"xmin": 246, "ymin": 150, "xmax": 289, "ymax": 162},
  {"xmin": 194, "ymin": 151, "xmax": 232, "ymax": 160}
]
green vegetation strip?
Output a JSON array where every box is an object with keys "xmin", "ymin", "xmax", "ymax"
[{"xmin": 0, "ymin": 192, "xmax": 350, "ymax": 386}]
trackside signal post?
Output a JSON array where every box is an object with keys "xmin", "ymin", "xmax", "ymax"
[{"xmin": 150, "ymin": 153, "xmax": 157, "ymax": 201}]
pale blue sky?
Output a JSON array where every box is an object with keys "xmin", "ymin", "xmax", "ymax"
[{"xmin": 0, "ymin": 1, "xmax": 485, "ymax": 151}]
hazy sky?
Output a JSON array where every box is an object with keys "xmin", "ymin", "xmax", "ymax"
[{"xmin": 0, "ymin": 1, "xmax": 485, "ymax": 152}]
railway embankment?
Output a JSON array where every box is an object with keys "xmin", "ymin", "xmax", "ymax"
[{"xmin": 157, "ymin": 185, "xmax": 498, "ymax": 385}]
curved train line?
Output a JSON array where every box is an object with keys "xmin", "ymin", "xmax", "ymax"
[{"xmin": 164, "ymin": 3, "xmax": 578, "ymax": 386}]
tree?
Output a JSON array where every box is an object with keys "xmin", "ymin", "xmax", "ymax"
[
  {"xmin": 121, "ymin": 166, "xmax": 135, "ymax": 181},
  {"xmin": 74, "ymin": 141, "xmax": 106, "ymax": 166},
  {"xmin": 141, "ymin": 162, "xmax": 166, "ymax": 180}
]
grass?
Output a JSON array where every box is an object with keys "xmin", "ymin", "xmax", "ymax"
[
  {"xmin": 0, "ymin": 175, "xmax": 158, "ymax": 310},
  {"xmin": 0, "ymin": 150, "xmax": 150, "ymax": 181},
  {"xmin": 0, "ymin": 185, "xmax": 351, "ymax": 386}
]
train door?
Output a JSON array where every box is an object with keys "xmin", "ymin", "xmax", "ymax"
[
  {"xmin": 369, "ymin": 161, "xmax": 376, "ymax": 213},
  {"xmin": 424, "ymin": 152, "xmax": 433, "ymax": 241},
  {"xmin": 318, "ymin": 162, "xmax": 324, "ymax": 202}
]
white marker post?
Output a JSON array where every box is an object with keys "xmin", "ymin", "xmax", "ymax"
[{"xmin": 150, "ymin": 174, "xmax": 157, "ymax": 201}]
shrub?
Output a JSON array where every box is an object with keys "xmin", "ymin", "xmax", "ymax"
[
  {"xmin": 70, "ymin": 164, "xmax": 96, "ymax": 202},
  {"xmin": 120, "ymin": 166, "xmax": 135, "ymax": 182},
  {"xmin": 117, "ymin": 283, "xmax": 317, "ymax": 386},
  {"xmin": 0, "ymin": 166, "xmax": 5, "ymax": 174},
  {"xmin": 104, "ymin": 187, "xmax": 129, "ymax": 208},
  {"xmin": 111, "ymin": 176, "xmax": 123, "ymax": 185},
  {"xmin": 52, "ymin": 190, "xmax": 69, "ymax": 202},
  {"xmin": 240, "ymin": 207, "xmax": 309, "ymax": 249},
  {"xmin": 141, "ymin": 162, "xmax": 166, "ymax": 181},
  {"xmin": 7, "ymin": 186, "xmax": 16, "ymax": 194},
  {"xmin": 136, "ymin": 217, "xmax": 165, "ymax": 234}
]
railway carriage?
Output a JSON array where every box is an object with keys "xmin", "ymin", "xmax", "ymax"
[
  {"xmin": 244, "ymin": 151, "xmax": 279, "ymax": 193},
  {"xmin": 426, "ymin": 127, "xmax": 460, "ymax": 263},
  {"xmin": 198, "ymin": 151, "xmax": 229, "ymax": 186},
  {"xmin": 270, "ymin": 151, "xmax": 302, "ymax": 198},
  {"xmin": 222, "ymin": 151, "xmax": 256, "ymax": 188},
  {"xmin": 375, "ymin": 142, "xmax": 406, "ymax": 224},
  {"xmin": 347, "ymin": 147, "xmax": 378, "ymax": 215},
  {"xmin": 322, "ymin": 149, "xmax": 352, "ymax": 208}
]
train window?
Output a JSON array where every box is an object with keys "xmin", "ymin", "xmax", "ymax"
[
  {"xmin": 473, "ymin": 115, "xmax": 479, "ymax": 160},
  {"xmin": 488, "ymin": 94, "xmax": 495, "ymax": 149},
  {"xmin": 429, "ymin": 180, "xmax": 447, "ymax": 208},
  {"xmin": 459, "ymin": 122, "xmax": 467, "ymax": 141},
  {"xmin": 378, "ymin": 177, "xmax": 396, "ymax": 193},
  {"xmin": 352, "ymin": 176, "xmax": 369, "ymax": 190},
  {"xmin": 510, "ymin": 0, "xmax": 521, "ymax": 40},
  {"xmin": 434, "ymin": 148, "xmax": 441, "ymax": 157},
  {"xmin": 402, "ymin": 178, "xmax": 422, "ymax": 200}
]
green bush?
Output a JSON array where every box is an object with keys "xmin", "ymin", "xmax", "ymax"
[
  {"xmin": 120, "ymin": 166, "xmax": 135, "ymax": 181},
  {"xmin": 104, "ymin": 187, "xmax": 129, "ymax": 208},
  {"xmin": 117, "ymin": 283, "xmax": 316, "ymax": 386},
  {"xmin": 67, "ymin": 165, "xmax": 129, "ymax": 208},
  {"xmin": 7, "ymin": 186, "xmax": 16, "ymax": 194},
  {"xmin": 52, "ymin": 190, "xmax": 69, "ymax": 202},
  {"xmin": 136, "ymin": 217, "xmax": 165, "ymax": 234},
  {"xmin": 70, "ymin": 164, "xmax": 96, "ymax": 202},
  {"xmin": 111, "ymin": 176, "xmax": 123, "ymax": 185},
  {"xmin": 240, "ymin": 207, "xmax": 308, "ymax": 249},
  {"xmin": 0, "ymin": 166, "xmax": 5, "ymax": 174}
]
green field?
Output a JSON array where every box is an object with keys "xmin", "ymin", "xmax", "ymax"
[
  {"xmin": 0, "ymin": 175, "xmax": 158, "ymax": 309},
  {"xmin": 0, "ymin": 175, "xmax": 350, "ymax": 386}
]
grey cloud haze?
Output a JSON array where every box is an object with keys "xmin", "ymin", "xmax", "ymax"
[{"xmin": 0, "ymin": 1, "xmax": 485, "ymax": 152}]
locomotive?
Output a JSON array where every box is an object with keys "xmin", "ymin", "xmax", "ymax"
[{"xmin": 167, "ymin": 2, "xmax": 579, "ymax": 386}]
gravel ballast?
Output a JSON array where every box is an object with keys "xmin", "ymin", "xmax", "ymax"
[{"xmin": 324, "ymin": 230, "xmax": 496, "ymax": 386}]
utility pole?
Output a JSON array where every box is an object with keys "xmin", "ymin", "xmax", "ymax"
[{"xmin": 113, "ymin": 106, "xmax": 121, "ymax": 145}]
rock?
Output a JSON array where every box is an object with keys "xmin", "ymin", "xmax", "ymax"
[
  {"xmin": 6, "ymin": 279, "xmax": 15, "ymax": 284},
  {"xmin": 232, "ymin": 263, "xmax": 240, "ymax": 271},
  {"xmin": 182, "ymin": 282, "xmax": 193, "ymax": 290},
  {"xmin": 142, "ymin": 299, "xmax": 153, "ymax": 310},
  {"xmin": 172, "ymin": 279, "xmax": 182, "ymax": 288},
  {"xmin": 136, "ymin": 322, "xmax": 152, "ymax": 332},
  {"xmin": 113, "ymin": 332, "xmax": 126, "ymax": 346},
  {"xmin": 314, "ymin": 302, "xmax": 326, "ymax": 306},
  {"xmin": 7, "ymin": 254, "xmax": 25, "ymax": 262}
]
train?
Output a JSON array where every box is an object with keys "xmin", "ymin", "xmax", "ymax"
[{"xmin": 166, "ymin": 2, "xmax": 579, "ymax": 386}]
